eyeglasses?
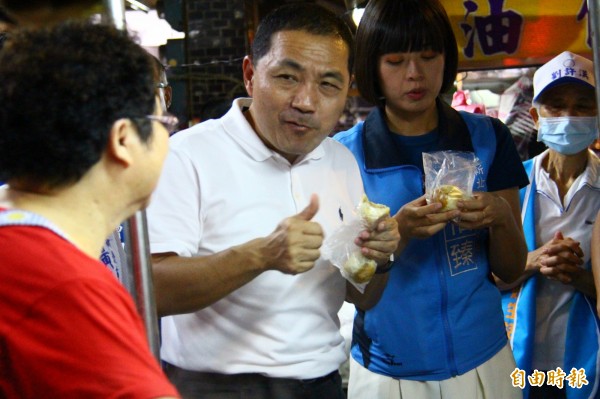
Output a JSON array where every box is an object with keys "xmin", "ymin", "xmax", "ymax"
[{"xmin": 146, "ymin": 113, "xmax": 179, "ymax": 133}]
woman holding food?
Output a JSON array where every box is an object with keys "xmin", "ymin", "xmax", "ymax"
[{"xmin": 334, "ymin": 0, "xmax": 528, "ymax": 397}]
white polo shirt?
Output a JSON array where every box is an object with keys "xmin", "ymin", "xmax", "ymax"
[
  {"xmin": 147, "ymin": 98, "xmax": 364, "ymax": 379},
  {"xmin": 531, "ymin": 149, "xmax": 600, "ymax": 370}
]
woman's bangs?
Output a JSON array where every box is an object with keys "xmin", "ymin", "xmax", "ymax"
[{"xmin": 376, "ymin": 13, "xmax": 446, "ymax": 55}]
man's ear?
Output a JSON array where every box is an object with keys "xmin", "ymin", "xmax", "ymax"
[
  {"xmin": 529, "ymin": 106, "xmax": 540, "ymax": 129},
  {"xmin": 106, "ymin": 119, "xmax": 136, "ymax": 167},
  {"xmin": 242, "ymin": 55, "xmax": 255, "ymax": 97}
]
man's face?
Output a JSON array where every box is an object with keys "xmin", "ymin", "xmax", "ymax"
[
  {"xmin": 243, "ymin": 30, "xmax": 350, "ymax": 164},
  {"xmin": 537, "ymin": 83, "xmax": 597, "ymax": 118}
]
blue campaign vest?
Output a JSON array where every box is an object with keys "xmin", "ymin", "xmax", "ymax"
[
  {"xmin": 501, "ymin": 158, "xmax": 600, "ymax": 399},
  {"xmin": 336, "ymin": 103, "xmax": 508, "ymax": 380}
]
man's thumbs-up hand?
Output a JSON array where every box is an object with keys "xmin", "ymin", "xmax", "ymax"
[{"xmin": 261, "ymin": 194, "xmax": 324, "ymax": 275}]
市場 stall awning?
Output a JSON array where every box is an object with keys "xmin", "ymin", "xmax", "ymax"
[{"xmin": 448, "ymin": 0, "xmax": 591, "ymax": 70}]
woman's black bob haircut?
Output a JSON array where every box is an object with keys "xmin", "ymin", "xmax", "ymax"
[{"xmin": 354, "ymin": 0, "xmax": 458, "ymax": 107}]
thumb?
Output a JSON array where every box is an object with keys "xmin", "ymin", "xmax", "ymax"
[
  {"xmin": 294, "ymin": 194, "xmax": 319, "ymax": 221},
  {"xmin": 554, "ymin": 231, "xmax": 564, "ymax": 240}
]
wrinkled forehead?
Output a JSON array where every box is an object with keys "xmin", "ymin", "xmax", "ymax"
[
  {"xmin": 260, "ymin": 29, "xmax": 351, "ymax": 70},
  {"xmin": 261, "ymin": 31, "xmax": 349, "ymax": 75}
]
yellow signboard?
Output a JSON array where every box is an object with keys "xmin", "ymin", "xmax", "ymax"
[{"xmin": 446, "ymin": 0, "xmax": 591, "ymax": 70}]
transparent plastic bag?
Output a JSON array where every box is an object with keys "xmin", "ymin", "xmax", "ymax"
[
  {"xmin": 422, "ymin": 151, "xmax": 480, "ymax": 211},
  {"xmin": 322, "ymin": 195, "xmax": 389, "ymax": 293}
]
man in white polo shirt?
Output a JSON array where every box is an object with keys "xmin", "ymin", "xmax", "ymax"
[
  {"xmin": 146, "ymin": 3, "xmax": 399, "ymax": 398},
  {"xmin": 500, "ymin": 51, "xmax": 600, "ymax": 399}
]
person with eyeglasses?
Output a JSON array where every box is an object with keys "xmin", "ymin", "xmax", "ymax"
[
  {"xmin": 150, "ymin": 57, "xmax": 177, "ymax": 132},
  {"xmin": 152, "ymin": 56, "xmax": 173, "ymax": 114},
  {"xmin": 146, "ymin": 114, "xmax": 179, "ymax": 134},
  {"xmin": 0, "ymin": 22, "xmax": 179, "ymax": 398},
  {"xmin": 500, "ymin": 51, "xmax": 600, "ymax": 399},
  {"xmin": 145, "ymin": 3, "xmax": 400, "ymax": 398},
  {"xmin": 100, "ymin": 56, "xmax": 178, "ymax": 281}
]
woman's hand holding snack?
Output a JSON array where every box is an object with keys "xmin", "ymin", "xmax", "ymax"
[
  {"xmin": 453, "ymin": 191, "xmax": 510, "ymax": 230},
  {"xmin": 395, "ymin": 194, "xmax": 460, "ymax": 242}
]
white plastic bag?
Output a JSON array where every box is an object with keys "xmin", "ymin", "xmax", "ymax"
[
  {"xmin": 322, "ymin": 195, "xmax": 389, "ymax": 292},
  {"xmin": 423, "ymin": 151, "xmax": 480, "ymax": 211}
]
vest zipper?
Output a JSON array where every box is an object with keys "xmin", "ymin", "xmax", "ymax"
[{"xmin": 434, "ymin": 232, "xmax": 459, "ymax": 377}]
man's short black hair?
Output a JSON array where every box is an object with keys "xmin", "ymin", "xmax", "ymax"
[
  {"xmin": 0, "ymin": 22, "xmax": 156, "ymax": 187},
  {"xmin": 251, "ymin": 3, "xmax": 354, "ymax": 74}
]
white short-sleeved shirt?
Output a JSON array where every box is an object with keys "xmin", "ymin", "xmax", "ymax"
[
  {"xmin": 532, "ymin": 150, "xmax": 600, "ymax": 370},
  {"xmin": 147, "ymin": 98, "xmax": 364, "ymax": 379}
]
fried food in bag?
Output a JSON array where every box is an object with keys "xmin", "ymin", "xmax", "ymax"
[
  {"xmin": 423, "ymin": 151, "xmax": 480, "ymax": 211},
  {"xmin": 322, "ymin": 195, "xmax": 390, "ymax": 292},
  {"xmin": 343, "ymin": 253, "xmax": 377, "ymax": 284},
  {"xmin": 431, "ymin": 184, "xmax": 465, "ymax": 212},
  {"xmin": 357, "ymin": 194, "xmax": 391, "ymax": 229}
]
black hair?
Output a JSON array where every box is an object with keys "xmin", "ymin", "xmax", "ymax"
[
  {"xmin": 354, "ymin": 0, "xmax": 458, "ymax": 106},
  {"xmin": 0, "ymin": 7, "xmax": 15, "ymax": 24},
  {"xmin": 0, "ymin": 22, "xmax": 156, "ymax": 187},
  {"xmin": 0, "ymin": 7, "xmax": 14, "ymax": 50},
  {"xmin": 251, "ymin": 3, "xmax": 354, "ymax": 74}
]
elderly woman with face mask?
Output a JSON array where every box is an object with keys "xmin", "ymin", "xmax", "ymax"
[{"xmin": 501, "ymin": 51, "xmax": 600, "ymax": 399}]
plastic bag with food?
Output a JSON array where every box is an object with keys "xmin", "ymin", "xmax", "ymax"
[
  {"xmin": 322, "ymin": 194, "xmax": 390, "ymax": 292},
  {"xmin": 422, "ymin": 151, "xmax": 480, "ymax": 211}
]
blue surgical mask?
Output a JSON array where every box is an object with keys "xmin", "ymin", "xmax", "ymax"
[{"xmin": 538, "ymin": 116, "xmax": 598, "ymax": 155}]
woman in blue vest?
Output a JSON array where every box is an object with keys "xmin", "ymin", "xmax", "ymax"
[
  {"xmin": 334, "ymin": 0, "xmax": 528, "ymax": 397},
  {"xmin": 596, "ymin": 210, "xmax": 600, "ymax": 318},
  {"xmin": 501, "ymin": 51, "xmax": 600, "ymax": 399}
]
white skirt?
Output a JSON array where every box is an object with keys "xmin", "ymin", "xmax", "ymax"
[{"xmin": 348, "ymin": 344, "xmax": 523, "ymax": 399}]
